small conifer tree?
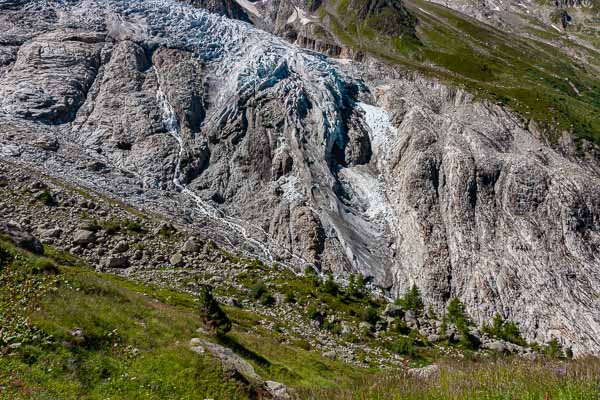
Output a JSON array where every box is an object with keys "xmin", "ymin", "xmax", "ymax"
[{"xmin": 198, "ymin": 285, "xmax": 231, "ymax": 337}]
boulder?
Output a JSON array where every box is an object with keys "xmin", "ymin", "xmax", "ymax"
[
  {"xmin": 73, "ymin": 229, "xmax": 96, "ymax": 245},
  {"xmin": 407, "ymin": 364, "xmax": 440, "ymax": 380},
  {"xmin": 265, "ymin": 380, "xmax": 295, "ymax": 400},
  {"xmin": 340, "ymin": 322, "xmax": 352, "ymax": 336},
  {"xmin": 133, "ymin": 249, "xmax": 143, "ymax": 260},
  {"xmin": 427, "ymin": 334, "xmax": 441, "ymax": 342},
  {"xmin": 483, "ymin": 340, "xmax": 508, "ymax": 353},
  {"xmin": 113, "ymin": 240, "xmax": 129, "ymax": 253},
  {"xmin": 39, "ymin": 227, "xmax": 62, "ymax": 239},
  {"xmin": 359, "ymin": 321, "xmax": 373, "ymax": 332},
  {"xmin": 181, "ymin": 237, "xmax": 202, "ymax": 254},
  {"xmin": 404, "ymin": 310, "xmax": 419, "ymax": 329},
  {"xmin": 105, "ymin": 256, "xmax": 129, "ymax": 268},
  {"xmin": 170, "ymin": 252, "xmax": 184, "ymax": 266},
  {"xmin": 0, "ymin": 221, "xmax": 44, "ymax": 254}
]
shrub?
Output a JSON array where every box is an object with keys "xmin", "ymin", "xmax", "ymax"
[
  {"xmin": 0, "ymin": 245, "xmax": 12, "ymax": 269},
  {"xmin": 304, "ymin": 266, "xmax": 320, "ymax": 287},
  {"xmin": 322, "ymin": 273, "xmax": 339, "ymax": 296},
  {"xmin": 427, "ymin": 305, "xmax": 437, "ymax": 320},
  {"xmin": 157, "ymin": 223, "xmax": 177, "ymax": 238},
  {"xmin": 307, "ymin": 305, "xmax": 321, "ymax": 320},
  {"xmin": 393, "ymin": 317, "xmax": 411, "ymax": 335},
  {"xmin": 100, "ymin": 220, "xmax": 121, "ymax": 235},
  {"xmin": 294, "ymin": 339, "xmax": 311, "ymax": 351},
  {"xmin": 198, "ymin": 285, "xmax": 231, "ymax": 337},
  {"xmin": 37, "ymin": 190, "xmax": 55, "ymax": 206},
  {"xmin": 565, "ymin": 347, "xmax": 573, "ymax": 359},
  {"xmin": 31, "ymin": 258, "xmax": 59, "ymax": 275},
  {"xmin": 445, "ymin": 297, "xmax": 478, "ymax": 349},
  {"xmin": 482, "ymin": 313, "xmax": 527, "ymax": 346},
  {"xmin": 390, "ymin": 336, "xmax": 417, "ymax": 357},
  {"xmin": 260, "ymin": 292, "xmax": 275, "ymax": 306},
  {"xmin": 123, "ymin": 219, "xmax": 145, "ymax": 234},
  {"xmin": 284, "ymin": 291, "xmax": 297, "ymax": 303},
  {"xmin": 250, "ymin": 281, "xmax": 268, "ymax": 300},
  {"xmin": 544, "ymin": 338, "xmax": 564, "ymax": 359},
  {"xmin": 249, "ymin": 281, "xmax": 275, "ymax": 306},
  {"xmin": 19, "ymin": 344, "xmax": 43, "ymax": 365},
  {"xmin": 347, "ymin": 274, "xmax": 366, "ymax": 298},
  {"xmin": 446, "ymin": 297, "xmax": 469, "ymax": 329},
  {"xmin": 395, "ymin": 284, "xmax": 424, "ymax": 317},
  {"xmin": 361, "ymin": 306, "xmax": 379, "ymax": 325}
]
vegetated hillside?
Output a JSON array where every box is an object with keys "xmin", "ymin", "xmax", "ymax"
[
  {"xmin": 2, "ymin": 232, "xmax": 600, "ymax": 399},
  {"xmin": 320, "ymin": 0, "xmax": 600, "ymax": 147},
  {"xmin": 0, "ymin": 159, "xmax": 599, "ymax": 399}
]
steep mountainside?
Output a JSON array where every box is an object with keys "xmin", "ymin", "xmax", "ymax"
[
  {"xmin": 0, "ymin": 0, "xmax": 599, "ymax": 357},
  {"xmin": 230, "ymin": 0, "xmax": 600, "ymax": 149}
]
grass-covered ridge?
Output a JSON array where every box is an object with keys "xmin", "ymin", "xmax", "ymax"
[
  {"xmin": 321, "ymin": 0, "xmax": 600, "ymax": 147},
  {"xmin": 2, "ymin": 239, "xmax": 600, "ymax": 399}
]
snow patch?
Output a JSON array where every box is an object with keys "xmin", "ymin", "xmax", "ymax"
[{"xmin": 357, "ymin": 102, "xmax": 394, "ymax": 157}]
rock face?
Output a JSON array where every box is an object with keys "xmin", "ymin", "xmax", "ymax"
[
  {"xmin": 0, "ymin": 0, "xmax": 599, "ymax": 355},
  {"xmin": 0, "ymin": 31, "xmax": 104, "ymax": 123},
  {"xmin": 187, "ymin": 0, "xmax": 250, "ymax": 22}
]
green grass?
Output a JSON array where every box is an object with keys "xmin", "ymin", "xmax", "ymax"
[
  {"xmin": 2, "ymin": 240, "xmax": 600, "ymax": 399},
  {"xmin": 0, "ymin": 242, "xmax": 247, "ymax": 399},
  {"xmin": 298, "ymin": 357, "xmax": 600, "ymax": 399}
]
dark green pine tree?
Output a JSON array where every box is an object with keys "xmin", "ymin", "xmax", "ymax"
[{"xmin": 198, "ymin": 285, "xmax": 231, "ymax": 337}]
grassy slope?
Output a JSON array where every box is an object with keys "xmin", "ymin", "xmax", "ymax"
[
  {"xmin": 0, "ymin": 242, "xmax": 245, "ymax": 399},
  {"xmin": 1, "ymin": 239, "xmax": 600, "ymax": 399},
  {"xmin": 323, "ymin": 0, "xmax": 600, "ymax": 147}
]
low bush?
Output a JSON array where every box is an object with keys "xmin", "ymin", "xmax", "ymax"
[
  {"xmin": 481, "ymin": 313, "xmax": 527, "ymax": 346},
  {"xmin": 250, "ymin": 281, "xmax": 268, "ymax": 300},
  {"xmin": 390, "ymin": 336, "xmax": 417, "ymax": 357},
  {"xmin": 544, "ymin": 338, "xmax": 564, "ymax": 359},
  {"xmin": 361, "ymin": 306, "xmax": 379, "ymax": 325},
  {"xmin": 37, "ymin": 190, "xmax": 55, "ymax": 206},
  {"xmin": 123, "ymin": 219, "xmax": 145, "ymax": 234},
  {"xmin": 322, "ymin": 274, "xmax": 339, "ymax": 296},
  {"xmin": 395, "ymin": 284, "xmax": 424, "ymax": 317}
]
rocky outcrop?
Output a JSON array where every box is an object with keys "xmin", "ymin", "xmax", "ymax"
[
  {"xmin": 0, "ymin": 31, "xmax": 104, "ymax": 123},
  {"xmin": 189, "ymin": 337, "xmax": 296, "ymax": 399},
  {"xmin": 348, "ymin": 0, "xmax": 416, "ymax": 37},
  {"xmin": 186, "ymin": 0, "xmax": 250, "ymax": 22}
]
